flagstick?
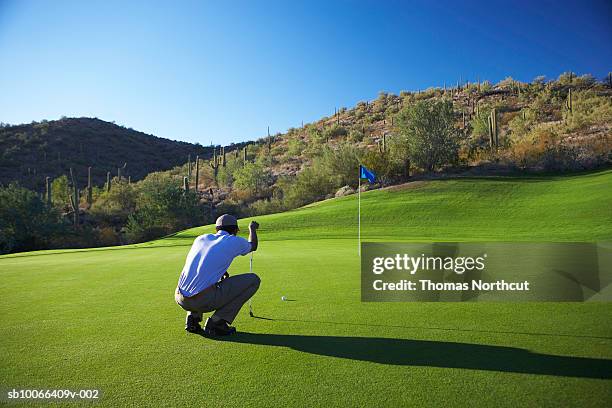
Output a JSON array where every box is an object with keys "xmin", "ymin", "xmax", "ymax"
[{"xmin": 358, "ymin": 173, "xmax": 361, "ymax": 257}]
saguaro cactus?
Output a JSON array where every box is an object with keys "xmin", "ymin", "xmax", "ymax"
[
  {"xmin": 195, "ymin": 155, "xmax": 200, "ymax": 193},
  {"xmin": 221, "ymin": 147, "xmax": 226, "ymax": 167},
  {"xmin": 266, "ymin": 127, "xmax": 272, "ymax": 154},
  {"xmin": 69, "ymin": 168, "xmax": 79, "ymax": 228},
  {"xmin": 45, "ymin": 176, "xmax": 52, "ymax": 205},
  {"xmin": 106, "ymin": 171, "xmax": 111, "ymax": 192},
  {"xmin": 210, "ymin": 147, "xmax": 219, "ymax": 181},
  {"xmin": 183, "ymin": 176, "xmax": 189, "ymax": 192},
  {"xmin": 378, "ymin": 133, "xmax": 387, "ymax": 154},
  {"xmin": 565, "ymin": 88, "xmax": 573, "ymax": 114},
  {"xmin": 243, "ymin": 146, "xmax": 248, "ymax": 163},
  {"xmin": 488, "ymin": 108, "xmax": 498, "ymax": 150},
  {"xmin": 87, "ymin": 166, "xmax": 93, "ymax": 205}
]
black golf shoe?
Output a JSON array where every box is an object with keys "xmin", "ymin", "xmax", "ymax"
[
  {"xmin": 203, "ymin": 318, "xmax": 236, "ymax": 336},
  {"xmin": 185, "ymin": 314, "xmax": 203, "ymax": 333}
]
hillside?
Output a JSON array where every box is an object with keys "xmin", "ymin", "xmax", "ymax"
[
  {"xmin": 0, "ymin": 117, "xmax": 218, "ymax": 190},
  {"xmin": 2, "ymin": 172, "xmax": 611, "ymax": 407},
  {"xmin": 1, "ymin": 73, "xmax": 610, "ymax": 254},
  {"xmin": 260, "ymin": 73, "xmax": 611, "ymax": 179},
  {"xmin": 151, "ymin": 72, "xmax": 611, "ymax": 218}
]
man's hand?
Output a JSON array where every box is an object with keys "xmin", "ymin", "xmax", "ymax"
[{"xmin": 249, "ymin": 221, "xmax": 259, "ymax": 251}]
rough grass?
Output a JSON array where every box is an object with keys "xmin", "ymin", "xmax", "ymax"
[{"xmin": 1, "ymin": 170, "xmax": 611, "ymax": 407}]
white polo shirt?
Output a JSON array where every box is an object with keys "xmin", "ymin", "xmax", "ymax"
[{"xmin": 177, "ymin": 230, "xmax": 252, "ymax": 297}]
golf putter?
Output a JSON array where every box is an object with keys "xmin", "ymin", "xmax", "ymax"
[{"xmin": 248, "ymin": 252, "xmax": 254, "ymax": 317}]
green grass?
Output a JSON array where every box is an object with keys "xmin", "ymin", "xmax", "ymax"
[{"xmin": 1, "ymin": 170, "xmax": 611, "ymax": 407}]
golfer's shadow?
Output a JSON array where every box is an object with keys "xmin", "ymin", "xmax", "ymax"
[{"xmin": 211, "ymin": 332, "xmax": 612, "ymax": 379}]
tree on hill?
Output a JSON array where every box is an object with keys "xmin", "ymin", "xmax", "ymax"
[
  {"xmin": 233, "ymin": 162, "xmax": 272, "ymax": 195},
  {"xmin": 125, "ymin": 173, "xmax": 206, "ymax": 243},
  {"xmin": 396, "ymin": 100, "xmax": 461, "ymax": 171},
  {"xmin": 0, "ymin": 183, "xmax": 65, "ymax": 254}
]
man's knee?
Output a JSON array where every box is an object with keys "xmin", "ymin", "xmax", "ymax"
[{"xmin": 247, "ymin": 273, "xmax": 261, "ymax": 289}]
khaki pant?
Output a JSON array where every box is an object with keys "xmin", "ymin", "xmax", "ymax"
[{"xmin": 175, "ymin": 273, "xmax": 260, "ymax": 324}]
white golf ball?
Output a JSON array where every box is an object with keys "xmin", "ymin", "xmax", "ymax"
[{"xmin": 281, "ymin": 296, "xmax": 287, "ymax": 301}]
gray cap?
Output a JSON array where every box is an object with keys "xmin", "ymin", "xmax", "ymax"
[{"xmin": 215, "ymin": 214, "xmax": 238, "ymax": 227}]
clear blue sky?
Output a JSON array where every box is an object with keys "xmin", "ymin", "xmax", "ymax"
[{"xmin": 1, "ymin": 0, "xmax": 610, "ymax": 145}]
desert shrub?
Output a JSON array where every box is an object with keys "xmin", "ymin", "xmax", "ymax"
[
  {"xmin": 318, "ymin": 143, "xmax": 361, "ymax": 188},
  {"xmin": 396, "ymin": 100, "xmax": 461, "ymax": 171},
  {"xmin": 89, "ymin": 178, "xmax": 137, "ymax": 227},
  {"xmin": 505, "ymin": 127, "xmax": 608, "ymax": 171},
  {"xmin": 480, "ymin": 81, "xmax": 493, "ymax": 92},
  {"xmin": 215, "ymin": 198, "xmax": 248, "ymax": 218},
  {"xmin": 497, "ymin": 77, "xmax": 516, "ymax": 89},
  {"xmin": 360, "ymin": 149, "xmax": 398, "ymax": 184},
  {"xmin": 125, "ymin": 173, "xmax": 206, "ymax": 243},
  {"xmin": 557, "ymin": 71, "xmax": 577, "ymax": 86},
  {"xmin": 233, "ymin": 162, "xmax": 273, "ymax": 195},
  {"xmin": 508, "ymin": 109, "xmax": 536, "ymax": 140},
  {"xmin": 51, "ymin": 175, "xmax": 71, "ymax": 210},
  {"xmin": 217, "ymin": 157, "xmax": 243, "ymax": 187},
  {"xmin": 96, "ymin": 226, "xmax": 120, "ymax": 246},
  {"xmin": 0, "ymin": 183, "xmax": 65, "ymax": 254},
  {"xmin": 286, "ymin": 138, "xmax": 306, "ymax": 157},
  {"xmin": 270, "ymin": 143, "xmax": 286, "ymax": 156},
  {"xmin": 564, "ymin": 90, "xmax": 612, "ymax": 132},
  {"xmin": 247, "ymin": 197, "xmax": 285, "ymax": 216},
  {"xmin": 283, "ymin": 164, "xmax": 334, "ymax": 209},
  {"xmin": 348, "ymin": 128, "xmax": 365, "ymax": 142},
  {"xmin": 307, "ymin": 126, "xmax": 325, "ymax": 144},
  {"xmin": 323, "ymin": 124, "xmax": 348, "ymax": 140}
]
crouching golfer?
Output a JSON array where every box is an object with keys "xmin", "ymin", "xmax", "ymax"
[{"xmin": 175, "ymin": 214, "xmax": 260, "ymax": 336}]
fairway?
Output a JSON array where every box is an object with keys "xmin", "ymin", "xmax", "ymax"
[{"xmin": 1, "ymin": 171, "xmax": 612, "ymax": 407}]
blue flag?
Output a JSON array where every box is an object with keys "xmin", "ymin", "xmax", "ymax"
[{"xmin": 359, "ymin": 165, "xmax": 376, "ymax": 183}]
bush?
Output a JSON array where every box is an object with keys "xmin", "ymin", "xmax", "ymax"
[
  {"xmin": 323, "ymin": 124, "xmax": 348, "ymax": 140},
  {"xmin": 0, "ymin": 183, "xmax": 64, "ymax": 254},
  {"xmin": 125, "ymin": 173, "xmax": 206, "ymax": 243},
  {"xmin": 286, "ymin": 138, "xmax": 306, "ymax": 157},
  {"xmin": 89, "ymin": 179, "xmax": 137, "ymax": 227},
  {"xmin": 51, "ymin": 175, "xmax": 71, "ymax": 211},
  {"xmin": 284, "ymin": 164, "xmax": 334, "ymax": 209},
  {"xmin": 508, "ymin": 109, "xmax": 535, "ymax": 141},
  {"xmin": 564, "ymin": 90, "xmax": 612, "ymax": 132},
  {"xmin": 318, "ymin": 143, "xmax": 361, "ymax": 188},
  {"xmin": 233, "ymin": 162, "xmax": 273, "ymax": 195},
  {"xmin": 396, "ymin": 100, "xmax": 461, "ymax": 171},
  {"xmin": 248, "ymin": 197, "xmax": 285, "ymax": 216}
]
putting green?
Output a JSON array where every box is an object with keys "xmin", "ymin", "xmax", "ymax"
[{"xmin": 1, "ymin": 171, "xmax": 611, "ymax": 407}]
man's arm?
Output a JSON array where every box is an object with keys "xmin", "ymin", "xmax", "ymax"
[{"xmin": 249, "ymin": 221, "xmax": 259, "ymax": 252}]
